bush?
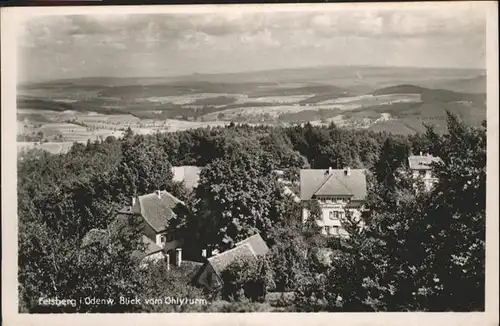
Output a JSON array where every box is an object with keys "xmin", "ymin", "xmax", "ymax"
[{"xmin": 220, "ymin": 256, "xmax": 275, "ymax": 302}]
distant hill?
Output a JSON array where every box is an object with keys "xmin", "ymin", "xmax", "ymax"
[
  {"xmin": 372, "ymin": 84, "xmax": 486, "ymax": 104},
  {"xmin": 248, "ymin": 84, "xmax": 351, "ymax": 98},
  {"xmin": 17, "ymin": 98, "xmax": 75, "ymax": 112},
  {"xmin": 22, "ymin": 65, "xmax": 484, "ymax": 90},
  {"xmin": 372, "ymin": 84, "xmax": 427, "ymax": 95},
  {"xmin": 170, "ymin": 65, "xmax": 484, "ymax": 85},
  {"xmin": 417, "ymin": 75, "xmax": 486, "ymax": 94},
  {"xmin": 17, "ymin": 65, "xmax": 487, "ymax": 136},
  {"xmin": 17, "ymin": 98, "xmax": 127, "ymax": 115}
]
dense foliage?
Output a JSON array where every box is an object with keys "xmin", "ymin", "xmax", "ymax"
[
  {"xmin": 17, "ymin": 113, "xmax": 486, "ymax": 312},
  {"xmin": 293, "ymin": 112, "xmax": 486, "ymax": 312},
  {"xmin": 220, "ymin": 256, "xmax": 275, "ymax": 302}
]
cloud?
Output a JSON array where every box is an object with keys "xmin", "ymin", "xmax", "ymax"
[
  {"xmin": 306, "ymin": 8, "xmax": 485, "ymax": 39},
  {"xmin": 17, "ymin": 6, "xmax": 487, "ymax": 82},
  {"xmin": 19, "ymin": 7, "xmax": 485, "ymax": 53}
]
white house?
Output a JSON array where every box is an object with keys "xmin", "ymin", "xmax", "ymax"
[
  {"xmin": 300, "ymin": 167, "xmax": 367, "ymax": 237},
  {"xmin": 408, "ymin": 153, "xmax": 442, "ymax": 192}
]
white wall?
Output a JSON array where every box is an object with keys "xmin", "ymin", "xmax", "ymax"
[
  {"xmin": 302, "ymin": 199, "xmax": 363, "ymax": 237},
  {"xmin": 302, "ymin": 208, "xmax": 309, "ymax": 224},
  {"xmin": 155, "ymin": 232, "xmax": 182, "ymax": 251},
  {"xmin": 411, "ymin": 169, "xmax": 438, "ymax": 192}
]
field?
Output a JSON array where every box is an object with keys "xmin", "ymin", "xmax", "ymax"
[
  {"xmin": 18, "ymin": 141, "xmax": 75, "ymax": 155},
  {"xmin": 16, "ymin": 65, "xmax": 487, "ymax": 154}
]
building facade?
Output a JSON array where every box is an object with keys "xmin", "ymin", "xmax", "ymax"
[
  {"xmin": 118, "ymin": 190, "xmax": 185, "ymax": 252},
  {"xmin": 300, "ymin": 167, "xmax": 367, "ymax": 237},
  {"xmin": 408, "ymin": 153, "xmax": 442, "ymax": 192}
]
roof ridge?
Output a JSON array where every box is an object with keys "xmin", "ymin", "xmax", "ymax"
[
  {"xmin": 332, "ymin": 173, "xmax": 354, "ymax": 195},
  {"xmin": 313, "ymin": 171, "xmax": 354, "ymax": 197},
  {"xmin": 207, "ymin": 243, "xmax": 256, "ymax": 263},
  {"xmin": 138, "ymin": 190, "xmax": 184, "ymax": 204},
  {"xmin": 311, "ymin": 172, "xmax": 334, "ymax": 197},
  {"xmin": 235, "ymin": 233, "xmax": 259, "ymax": 246},
  {"xmin": 246, "ymin": 243, "xmax": 257, "ymax": 256}
]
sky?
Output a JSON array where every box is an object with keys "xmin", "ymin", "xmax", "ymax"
[{"xmin": 17, "ymin": 4, "xmax": 487, "ymax": 83}]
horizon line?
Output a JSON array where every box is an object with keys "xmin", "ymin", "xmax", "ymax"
[{"xmin": 20, "ymin": 63, "xmax": 487, "ymax": 85}]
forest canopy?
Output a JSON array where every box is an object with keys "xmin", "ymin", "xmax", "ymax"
[{"xmin": 17, "ymin": 113, "xmax": 486, "ymax": 312}]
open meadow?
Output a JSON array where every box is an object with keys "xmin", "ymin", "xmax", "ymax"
[{"xmin": 16, "ymin": 65, "xmax": 486, "ymax": 154}]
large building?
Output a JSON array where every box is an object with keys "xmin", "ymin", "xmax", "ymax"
[
  {"xmin": 117, "ymin": 190, "xmax": 185, "ymax": 252},
  {"xmin": 408, "ymin": 153, "xmax": 442, "ymax": 192},
  {"xmin": 300, "ymin": 167, "xmax": 367, "ymax": 237}
]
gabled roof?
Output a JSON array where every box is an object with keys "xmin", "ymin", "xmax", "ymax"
[
  {"xmin": 408, "ymin": 155, "xmax": 442, "ymax": 170},
  {"xmin": 300, "ymin": 168, "xmax": 367, "ymax": 201},
  {"xmin": 206, "ymin": 233, "xmax": 269, "ymax": 276},
  {"xmin": 207, "ymin": 243, "xmax": 256, "ymax": 276},
  {"xmin": 234, "ymin": 233, "xmax": 270, "ymax": 256},
  {"xmin": 171, "ymin": 166, "xmax": 201, "ymax": 190},
  {"xmin": 136, "ymin": 190, "xmax": 184, "ymax": 233},
  {"xmin": 314, "ymin": 174, "xmax": 354, "ymax": 197}
]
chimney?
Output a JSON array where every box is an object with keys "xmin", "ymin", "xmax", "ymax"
[
  {"xmin": 156, "ymin": 190, "xmax": 161, "ymax": 199},
  {"xmin": 326, "ymin": 167, "xmax": 333, "ymax": 175},
  {"xmin": 420, "ymin": 151, "xmax": 423, "ymax": 156},
  {"xmin": 344, "ymin": 166, "xmax": 351, "ymax": 176},
  {"xmin": 130, "ymin": 197, "xmax": 136, "ymax": 212},
  {"xmin": 175, "ymin": 248, "xmax": 182, "ymax": 267},
  {"xmin": 201, "ymin": 249, "xmax": 207, "ymax": 258}
]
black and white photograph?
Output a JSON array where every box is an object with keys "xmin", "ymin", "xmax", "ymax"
[{"xmin": 1, "ymin": 1, "xmax": 498, "ymax": 322}]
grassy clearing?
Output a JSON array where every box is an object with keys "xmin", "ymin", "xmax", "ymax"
[{"xmin": 17, "ymin": 142, "xmax": 75, "ymax": 155}]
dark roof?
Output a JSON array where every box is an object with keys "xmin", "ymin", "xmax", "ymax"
[
  {"xmin": 171, "ymin": 166, "xmax": 201, "ymax": 190},
  {"xmin": 207, "ymin": 233, "xmax": 269, "ymax": 276},
  {"xmin": 132, "ymin": 235, "xmax": 164, "ymax": 261},
  {"xmin": 408, "ymin": 155, "xmax": 442, "ymax": 170},
  {"xmin": 300, "ymin": 168, "xmax": 367, "ymax": 201},
  {"xmin": 136, "ymin": 190, "xmax": 184, "ymax": 233}
]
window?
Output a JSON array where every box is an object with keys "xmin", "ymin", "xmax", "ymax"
[
  {"xmin": 332, "ymin": 226, "xmax": 340, "ymax": 235},
  {"xmin": 160, "ymin": 233, "xmax": 173, "ymax": 244},
  {"xmin": 324, "ymin": 226, "xmax": 329, "ymax": 234},
  {"xmin": 329, "ymin": 211, "xmax": 343, "ymax": 220},
  {"xmin": 419, "ymin": 170, "xmax": 426, "ymax": 177}
]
